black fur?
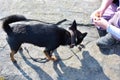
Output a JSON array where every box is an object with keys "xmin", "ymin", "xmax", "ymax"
[
  {"xmin": 2, "ymin": 15, "xmax": 87, "ymax": 61},
  {"xmin": 2, "ymin": 15, "xmax": 27, "ymax": 35}
]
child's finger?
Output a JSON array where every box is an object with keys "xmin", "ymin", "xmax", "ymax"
[{"xmin": 95, "ymin": 13, "xmax": 101, "ymax": 18}]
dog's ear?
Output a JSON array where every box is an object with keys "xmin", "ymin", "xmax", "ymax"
[
  {"xmin": 69, "ymin": 20, "xmax": 77, "ymax": 31},
  {"xmin": 76, "ymin": 32, "xmax": 87, "ymax": 45},
  {"xmin": 82, "ymin": 32, "xmax": 87, "ymax": 38}
]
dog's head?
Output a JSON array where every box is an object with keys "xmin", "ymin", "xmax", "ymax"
[{"xmin": 69, "ymin": 20, "xmax": 87, "ymax": 48}]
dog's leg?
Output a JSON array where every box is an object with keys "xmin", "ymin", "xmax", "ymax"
[
  {"xmin": 10, "ymin": 50, "xmax": 17, "ymax": 63},
  {"xmin": 44, "ymin": 50, "xmax": 57, "ymax": 61}
]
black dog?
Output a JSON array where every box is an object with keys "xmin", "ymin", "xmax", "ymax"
[{"xmin": 1, "ymin": 15, "xmax": 87, "ymax": 62}]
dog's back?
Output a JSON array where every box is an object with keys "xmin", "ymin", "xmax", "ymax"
[
  {"xmin": 12, "ymin": 23, "xmax": 69, "ymax": 47},
  {"xmin": 2, "ymin": 15, "xmax": 70, "ymax": 51}
]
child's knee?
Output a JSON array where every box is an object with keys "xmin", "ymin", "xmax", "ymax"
[
  {"xmin": 96, "ymin": 36, "xmax": 116, "ymax": 48},
  {"xmin": 96, "ymin": 39, "xmax": 107, "ymax": 48}
]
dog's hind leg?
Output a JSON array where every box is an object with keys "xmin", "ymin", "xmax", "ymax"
[
  {"xmin": 7, "ymin": 37, "xmax": 22, "ymax": 63},
  {"xmin": 9, "ymin": 43, "xmax": 21, "ymax": 63},
  {"xmin": 44, "ymin": 50, "xmax": 57, "ymax": 61},
  {"xmin": 10, "ymin": 50, "xmax": 17, "ymax": 63}
]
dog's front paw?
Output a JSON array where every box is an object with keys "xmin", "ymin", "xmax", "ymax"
[{"xmin": 51, "ymin": 56, "xmax": 57, "ymax": 61}]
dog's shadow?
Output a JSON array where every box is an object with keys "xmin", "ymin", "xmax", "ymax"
[
  {"xmin": 53, "ymin": 50, "xmax": 110, "ymax": 80},
  {"xmin": 13, "ymin": 49, "xmax": 53, "ymax": 80}
]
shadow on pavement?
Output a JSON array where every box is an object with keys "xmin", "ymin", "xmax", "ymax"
[
  {"xmin": 13, "ymin": 49, "xmax": 53, "ymax": 80},
  {"xmin": 53, "ymin": 50, "xmax": 110, "ymax": 80}
]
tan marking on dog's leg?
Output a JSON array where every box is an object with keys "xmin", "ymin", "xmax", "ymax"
[
  {"xmin": 44, "ymin": 51, "xmax": 57, "ymax": 61},
  {"xmin": 10, "ymin": 50, "xmax": 16, "ymax": 62},
  {"xmin": 44, "ymin": 50, "xmax": 51, "ymax": 60},
  {"xmin": 51, "ymin": 56, "xmax": 57, "ymax": 61}
]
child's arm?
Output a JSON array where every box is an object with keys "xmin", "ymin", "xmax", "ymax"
[
  {"xmin": 107, "ymin": 11, "xmax": 120, "ymax": 39},
  {"xmin": 93, "ymin": 17, "xmax": 120, "ymax": 39},
  {"xmin": 107, "ymin": 25, "xmax": 120, "ymax": 39},
  {"xmin": 99, "ymin": 0, "xmax": 113, "ymax": 15},
  {"xmin": 91, "ymin": 0, "xmax": 113, "ymax": 20},
  {"xmin": 93, "ymin": 11, "xmax": 120, "ymax": 39}
]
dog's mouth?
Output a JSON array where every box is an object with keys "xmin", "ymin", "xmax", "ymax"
[{"xmin": 70, "ymin": 44, "xmax": 75, "ymax": 48}]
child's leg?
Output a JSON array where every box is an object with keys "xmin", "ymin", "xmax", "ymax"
[
  {"xmin": 96, "ymin": 33, "xmax": 116, "ymax": 48},
  {"xmin": 97, "ymin": 29, "xmax": 107, "ymax": 37}
]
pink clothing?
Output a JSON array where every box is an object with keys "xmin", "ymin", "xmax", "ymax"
[
  {"xmin": 102, "ymin": 3, "xmax": 118, "ymax": 20},
  {"xmin": 102, "ymin": 1, "xmax": 120, "ymax": 40},
  {"xmin": 99, "ymin": 3, "xmax": 118, "ymax": 30}
]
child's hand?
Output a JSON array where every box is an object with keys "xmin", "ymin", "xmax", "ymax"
[
  {"xmin": 90, "ymin": 9, "xmax": 102, "ymax": 20},
  {"xmin": 93, "ymin": 18, "xmax": 109, "ymax": 30}
]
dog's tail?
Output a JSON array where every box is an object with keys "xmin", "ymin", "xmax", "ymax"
[{"xmin": 1, "ymin": 15, "xmax": 27, "ymax": 35}]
